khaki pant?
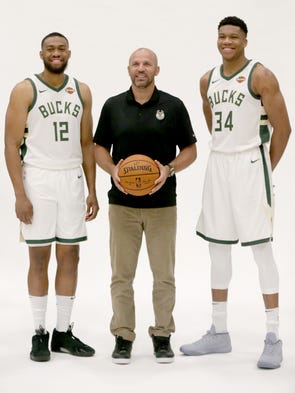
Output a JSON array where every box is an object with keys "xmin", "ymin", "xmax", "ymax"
[{"xmin": 109, "ymin": 204, "xmax": 177, "ymax": 341}]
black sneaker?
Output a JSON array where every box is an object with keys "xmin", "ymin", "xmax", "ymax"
[
  {"xmin": 112, "ymin": 336, "xmax": 133, "ymax": 364},
  {"xmin": 51, "ymin": 325, "xmax": 95, "ymax": 357},
  {"xmin": 152, "ymin": 335, "xmax": 174, "ymax": 363},
  {"xmin": 30, "ymin": 327, "xmax": 50, "ymax": 362}
]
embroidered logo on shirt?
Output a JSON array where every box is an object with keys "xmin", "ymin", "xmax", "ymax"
[
  {"xmin": 236, "ymin": 76, "xmax": 246, "ymax": 83},
  {"xmin": 156, "ymin": 109, "xmax": 165, "ymax": 120},
  {"xmin": 65, "ymin": 87, "xmax": 75, "ymax": 94}
]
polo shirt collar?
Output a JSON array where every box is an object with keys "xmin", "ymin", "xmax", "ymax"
[{"xmin": 126, "ymin": 86, "xmax": 160, "ymax": 105}]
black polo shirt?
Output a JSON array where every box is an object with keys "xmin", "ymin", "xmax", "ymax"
[{"xmin": 94, "ymin": 87, "xmax": 196, "ymax": 208}]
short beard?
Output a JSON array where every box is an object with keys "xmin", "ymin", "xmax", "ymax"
[
  {"xmin": 132, "ymin": 76, "xmax": 153, "ymax": 89},
  {"xmin": 43, "ymin": 60, "xmax": 68, "ymax": 74}
]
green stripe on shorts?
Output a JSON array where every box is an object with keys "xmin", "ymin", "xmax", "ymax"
[
  {"xmin": 26, "ymin": 237, "xmax": 56, "ymax": 245},
  {"xmin": 259, "ymin": 145, "xmax": 271, "ymax": 206},
  {"xmin": 196, "ymin": 231, "xmax": 239, "ymax": 244},
  {"xmin": 56, "ymin": 236, "xmax": 87, "ymax": 243}
]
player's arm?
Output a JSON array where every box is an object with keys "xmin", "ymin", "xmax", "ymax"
[
  {"xmin": 252, "ymin": 64, "xmax": 291, "ymax": 170},
  {"xmin": 4, "ymin": 80, "xmax": 33, "ymax": 224},
  {"xmin": 94, "ymin": 144, "xmax": 126, "ymax": 194},
  {"xmin": 200, "ymin": 71, "xmax": 213, "ymax": 133},
  {"xmin": 79, "ymin": 82, "xmax": 99, "ymax": 221}
]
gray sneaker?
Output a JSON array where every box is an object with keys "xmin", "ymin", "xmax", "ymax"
[
  {"xmin": 180, "ymin": 325, "xmax": 232, "ymax": 356},
  {"xmin": 257, "ymin": 332, "xmax": 283, "ymax": 369}
]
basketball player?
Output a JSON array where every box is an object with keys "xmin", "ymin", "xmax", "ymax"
[
  {"xmin": 94, "ymin": 48, "xmax": 197, "ymax": 364},
  {"xmin": 180, "ymin": 16, "xmax": 291, "ymax": 369},
  {"xmin": 4, "ymin": 32, "xmax": 99, "ymax": 361}
]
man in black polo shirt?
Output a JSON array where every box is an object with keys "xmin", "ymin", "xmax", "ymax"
[{"xmin": 94, "ymin": 48, "xmax": 197, "ymax": 364}]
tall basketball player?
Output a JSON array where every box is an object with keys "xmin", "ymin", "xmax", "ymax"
[
  {"xmin": 5, "ymin": 32, "xmax": 99, "ymax": 361},
  {"xmin": 180, "ymin": 16, "xmax": 291, "ymax": 368}
]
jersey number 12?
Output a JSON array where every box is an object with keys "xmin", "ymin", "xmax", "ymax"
[{"xmin": 53, "ymin": 121, "xmax": 69, "ymax": 141}]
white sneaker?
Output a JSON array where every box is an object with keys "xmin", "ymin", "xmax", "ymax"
[
  {"xmin": 180, "ymin": 325, "xmax": 232, "ymax": 356},
  {"xmin": 257, "ymin": 332, "xmax": 283, "ymax": 369}
]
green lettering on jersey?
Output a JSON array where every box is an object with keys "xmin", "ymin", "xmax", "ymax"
[
  {"xmin": 213, "ymin": 92, "xmax": 221, "ymax": 105},
  {"xmin": 56, "ymin": 101, "xmax": 63, "ymax": 114},
  {"xmin": 47, "ymin": 102, "xmax": 56, "ymax": 115},
  {"xmin": 53, "ymin": 121, "xmax": 69, "ymax": 141},
  {"xmin": 72, "ymin": 104, "xmax": 81, "ymax": 118},
  {"xmin": 64, "ymin": 101, "xmax": 71, "ymax": 114},
  {"xmin": 214, "ymin": 110, "xmax": 233, "ymax": 132},
  {"xmin": 208, "ymin": 90, "xmax": 245, "ymax": 107},
  {"xmin": 38, "ymin": 101, "xmax": 81, "ymax": 118},
  {"xmin": 222, "ymin": 90, "xmax": 228, "ymax": 102},
  {"xmin": 235, "ymin": 93, "xmax": 245, "ymax": 106},
  {"xmin": 228, "ymin": 90, "xmax": 236, "ymax": 103},
  {"xmin": 38, "ymin": 105, "xmax": 49, "ymax": 118}
]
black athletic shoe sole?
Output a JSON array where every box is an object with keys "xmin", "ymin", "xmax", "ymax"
[
  {"xmin": 51, "ymin": 346, "xmax": 95, "ymax": 357},
  {"xmin": 30, "ymin": 353, "xmax": 51, "ymax": 362}
]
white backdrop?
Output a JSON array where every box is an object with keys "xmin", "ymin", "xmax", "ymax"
[{"xmin": 0, "ymin": 1, "xmax": 294, "ymax": 392}]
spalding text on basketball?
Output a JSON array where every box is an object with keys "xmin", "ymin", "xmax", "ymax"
[{"xmin": 123, "ymin": 165, "xmax": 153, "ymax": 175}]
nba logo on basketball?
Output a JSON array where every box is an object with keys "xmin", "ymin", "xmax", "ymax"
[{"xmin": 136, "ymin": 177, "xmax": 142, "ymax": 188}]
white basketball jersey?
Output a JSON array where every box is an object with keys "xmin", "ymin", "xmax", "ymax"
[
  {"xmin": 207, "ymin": 60, "xmax": 272, "ymax": 153},
  {"xmin": 22, "ymin": 74, "xmax": 83, "ymax": 169}
]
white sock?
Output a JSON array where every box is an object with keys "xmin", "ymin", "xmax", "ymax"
[
  {"xmin": 29, "ymin": 295, "xmax": 48, "ymax": 333},
  {"xmin": 56, "ymin": 295, "xmax": 75, "ymax": 332},
  {"xmin": 266, "ymin": 307, "xmax": 279, "ymax": 339},
  {"xmin": 212, "ymin": 301, "xmax": 228, "ymax": 333}
]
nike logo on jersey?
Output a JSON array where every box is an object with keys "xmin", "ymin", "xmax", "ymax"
[
  {"xmin": 39, "ymin": 89, "xmax": 47, "ymax": 93},
  {"xmin": 211, "ymin": 79, "xmax": 220, "ymax": 84},
  {"xmin": 77, "ymin": 175, "xmax": 82, "ymax": 178},
  {"xmin": 251, "ymin": 159, "xmax": 260, "ymax": 163}
]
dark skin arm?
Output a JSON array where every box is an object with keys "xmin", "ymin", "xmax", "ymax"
[
  {"xmin": 199, "ymin": 70, "xmax": 213, "ymax": 133},
  {"xmin": 251, "ymin": 64, "xmax": 291, "ymax": 170},
  {"xmin": 78, "ymin": 81, "xmax": 99, "ymax": 220},
  {"xmin": 5, "ymin": 80, "xmax": 34, "ymax": 224}
]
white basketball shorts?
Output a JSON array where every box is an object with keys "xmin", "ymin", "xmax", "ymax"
[
  {"xmin": 21, "ymin": 165, "xmax": 87, "ymax": 246},
  {"xmin": 196, "ymin": 145, "xmax": 274, "ymax": 246}
]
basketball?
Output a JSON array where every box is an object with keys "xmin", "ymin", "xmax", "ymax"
[{"xmin": 118, "ymin": 154, "xmax": 160, "ymax": 196}]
